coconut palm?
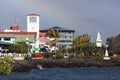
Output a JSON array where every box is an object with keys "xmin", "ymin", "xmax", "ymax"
[
  {"xmin": 106, "ymin": 37, "xmax": 113, "ymax": 45},
  {"xmin": 72, "ymin": 34, "xmax": 90, "ymax": 55},
  {"xmin": 47, "ymin": 29, "xmax": 61, "ymax": 47}
]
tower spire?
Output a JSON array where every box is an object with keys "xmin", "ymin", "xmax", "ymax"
[{"xmin": 96, "ymin": 32, "xmax": 102, "ymax": 47}]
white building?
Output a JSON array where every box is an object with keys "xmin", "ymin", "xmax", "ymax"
[
  {"xmin": 27, "ymin": 14, "xmax": 40, "ymax": 32},
  {"xmin": 27, "ymin": 13, "xmax": 40, "ymax": 53}
]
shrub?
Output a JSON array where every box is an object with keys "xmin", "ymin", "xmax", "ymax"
[
  {"xmin": 0, "ymin": 57, "xmax": 14, "ymax": 75},
  {"xmin": 43, "ymin": 52, "xmax": 51, "ymax": 59},
  {"xmin": 55, "ymin": 53, "xmax": 64, "ymax": 59}
]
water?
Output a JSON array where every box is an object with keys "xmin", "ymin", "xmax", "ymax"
[{"xmin": 0, "ymin": 67, "xmax": 120, "ymax": 80}]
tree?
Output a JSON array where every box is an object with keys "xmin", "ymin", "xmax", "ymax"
[
  {"xmin": 9, "ymin": 41, "xmax": 29, "ymax": 53},
  {"xmin": 58, "ymin": 45, "xmax": 67, "ymax": 54},
  {"xmin": 72, "ymin": 34, "xmax": 90, "ymax": 55},
  {"xmin": 47, "ymin": 29, "xmax": 60, "ymax": 47},
  {"xmin": 109, "ymin": 34, "xmax": 120, "ymax": 54},
  {"xmin": 106, "ymin": 37, "xmax": 113, "ymax": 45},
  {"xmin": 88, "ymin": 42, "xmax": 104, "ymax": 56},
  {"xmin": 0, "ymin": 57, "xmax": 14, "ymax": 75}
]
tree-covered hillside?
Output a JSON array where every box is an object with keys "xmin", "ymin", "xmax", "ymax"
[{"xmin": 108, "ymin": 34, "xmax": 120, "ymax": 54}]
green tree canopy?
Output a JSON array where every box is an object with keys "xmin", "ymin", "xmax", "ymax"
[
  {"xmin": 47, "ymin": 29, "xmax": 60, "ymax": 38},
  {"xmin": 106, "ymin": 37, "xmax": 114, "ymax": 45},
  {"xmin": 88, "ymin": 42, "xmax": 104, "ymax": 56},
  {"xmin": 109, "ymin": 34, "xmax": 120, "ymax": 54},
  {"xmin": 47, "ymin": 29, "xmax": 61, "ymax": 47},
  {"xmin": 9, "ymin": 41, "xmax": 29, "ymax": 53},
  {"xmin": 0, "ymin": 57, "xmax": 14, "ymax": 75},
  {"xmin": 72, "ymin": 34, "xmax": 90, "ymax": 54}
]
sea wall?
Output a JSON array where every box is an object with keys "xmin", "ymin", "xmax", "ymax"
[{"xmin": 12, "ymin": 58, "xmax": 120, "ymax": 72}]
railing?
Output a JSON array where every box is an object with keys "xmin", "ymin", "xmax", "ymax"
[{"xmin": 0, "ymin": 53, "xmax": 31, "ymax": 60}]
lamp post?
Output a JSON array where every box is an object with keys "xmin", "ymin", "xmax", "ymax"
[{"xmin": 26, "ymin": 37, "xmax": 29, "ymax": 54}]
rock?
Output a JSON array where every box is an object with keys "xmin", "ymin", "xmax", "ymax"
[{"xmin": 12, "ymin": 58, "xmax": 120, "ymax": 72}]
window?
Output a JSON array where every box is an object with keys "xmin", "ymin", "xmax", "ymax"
[
  {"xmin": 29, "ymin": 17, "xmax": 36, "ymax": 23},
  {"xmin": 4, "ymin": 38, "xmax": 10, "ymax": 41}
]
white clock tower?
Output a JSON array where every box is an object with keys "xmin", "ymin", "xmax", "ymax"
[
  {"xmin": 27, "ymin": 14, "xmax": 40, "ymax": 32},
  {"xmin": 27, "ymin": 14, "xmax": 40, "ymax": 53}
]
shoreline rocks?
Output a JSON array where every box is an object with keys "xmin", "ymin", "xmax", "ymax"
[{"xmin": 12, "ymin": 58, "xmax": 120, "ymax": 72}]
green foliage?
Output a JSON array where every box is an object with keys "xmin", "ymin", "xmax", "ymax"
[
  {"xmin": 50, "ymin": 50, "xmax": 64, "ymax": 59},
  {"xmin": 88, "ymin": 43, "xmax": 104, "ymax": 56},
  {"xmin": 72, "ymin": 34, "xmax": 90, "ymax": 54},
  {"xmin": 56, "ymin": 47, "xmax": 66, "ymax": 59},
  {"xmin": 43, "ymin": 52, "xmax": 51, "ymax": 59},
  {"xmin": 47, "ymin": 28, "xmax": 61, "ymax": 47},
  {"xmin": 106, "ymin": 37, "xmax": 113, "ymax": 45},
  {"xmin": 0, "ymin": 57, "xmax": 14, "ymax": 75},
  {"xmin": 55, "ymin": 53, "xmax": 64, "ymax": 59},
  {"xmin": 58, "ymin": 46, "xmax": 67, "ymax": 54},
  {"xmin": 108, "ymin": 34, "xmax": 120, "ymax": 54},
  {"xmin": 47, "ymin": 28, "xmax": 60, "ymax": 38},
  {"xmin": 9, "ymin": 41, "xmax": 29, "ymax": 53}
]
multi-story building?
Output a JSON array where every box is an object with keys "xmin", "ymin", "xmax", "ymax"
[
  {"xmin": 40, "ymin": 26, "xmax": 75, "ymax": 48},
  {"xmin": 0, "ymin": 31, "xmax": 36, "ymax": 53},
  {"xmin": 0, "ymin": 13, "xmax": 40, "ymax": 53},
  {"xmin": 0, "ymin": 13, "xmax": 75, "ymax": 53}
]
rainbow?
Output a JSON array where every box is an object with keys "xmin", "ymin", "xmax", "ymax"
[
  {"xmin": 5, "ymin": 0, "xmax": 98, "ymax": 37},
  {"xmin": 8, "ymin": 0, "xmax": 76, "ymax": 28}
]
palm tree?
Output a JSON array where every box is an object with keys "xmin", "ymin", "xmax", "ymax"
[
  {"xmin": 47, "ymin": 29, "xmax": 60, "ymax": 47},
  {"xmin": 106, "ymin": 37, "xmax": 113, "ymax": 45},
  {"xmin": 88, "ymin": 42, "xmax": 103, "ymax": 56},
  {"xmin": 72, "ymin": 34, "xmax": 90, "ymax": 55}
]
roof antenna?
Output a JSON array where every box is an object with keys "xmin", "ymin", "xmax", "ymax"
[{"xmin": 15, "ymin": 19, "xmax": 19, "ymax": 26}]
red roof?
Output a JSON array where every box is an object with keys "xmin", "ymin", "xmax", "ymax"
[
  {"xmin": 27, "ymin": 13, "xmax": 40, "ymax": 16},
  {"xmin": 0, "ymin": 31, "xmax": 45, "ymax": 38},
  {"xmin": 0, "ymin": 32, "xmax": 37, "ymax": 35},
  {"xmin": 10, "ymin": 26, "xmax": 20, "ymax": 30},
  {"xmin": 39, "ymin": 37, "xmax": 51, "ymax": 43},
  {"xmin": 40, "ymin": 32, "xmax": 46, "ymax": 37}
]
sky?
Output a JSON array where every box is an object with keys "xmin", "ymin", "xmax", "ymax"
[{"xmin": 0, "ymin": 0, "xmax": 120, "ymax": 44}]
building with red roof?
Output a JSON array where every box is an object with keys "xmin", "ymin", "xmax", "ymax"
[{"xmin": 0, "ymin": 13, "xmax": 75, "ymax": 53}]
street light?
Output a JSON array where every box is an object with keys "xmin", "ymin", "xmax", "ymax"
[{"xmin": 26, "ymin": 37, "xmax": 29, "ymax": 53}]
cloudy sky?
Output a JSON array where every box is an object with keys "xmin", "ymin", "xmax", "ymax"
[{"xmin": 0, "ymin": 0, "xmax": 120, "ymax": 43}]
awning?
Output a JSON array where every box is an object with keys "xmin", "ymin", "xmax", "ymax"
[{"xmin": 0, "ymin": 41, "xmax": 13, "ymax": 44}]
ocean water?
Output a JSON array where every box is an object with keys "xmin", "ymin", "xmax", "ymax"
[{"xmin": 0, "ymin": 67, "xmax": 120, "ymax": 80}]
